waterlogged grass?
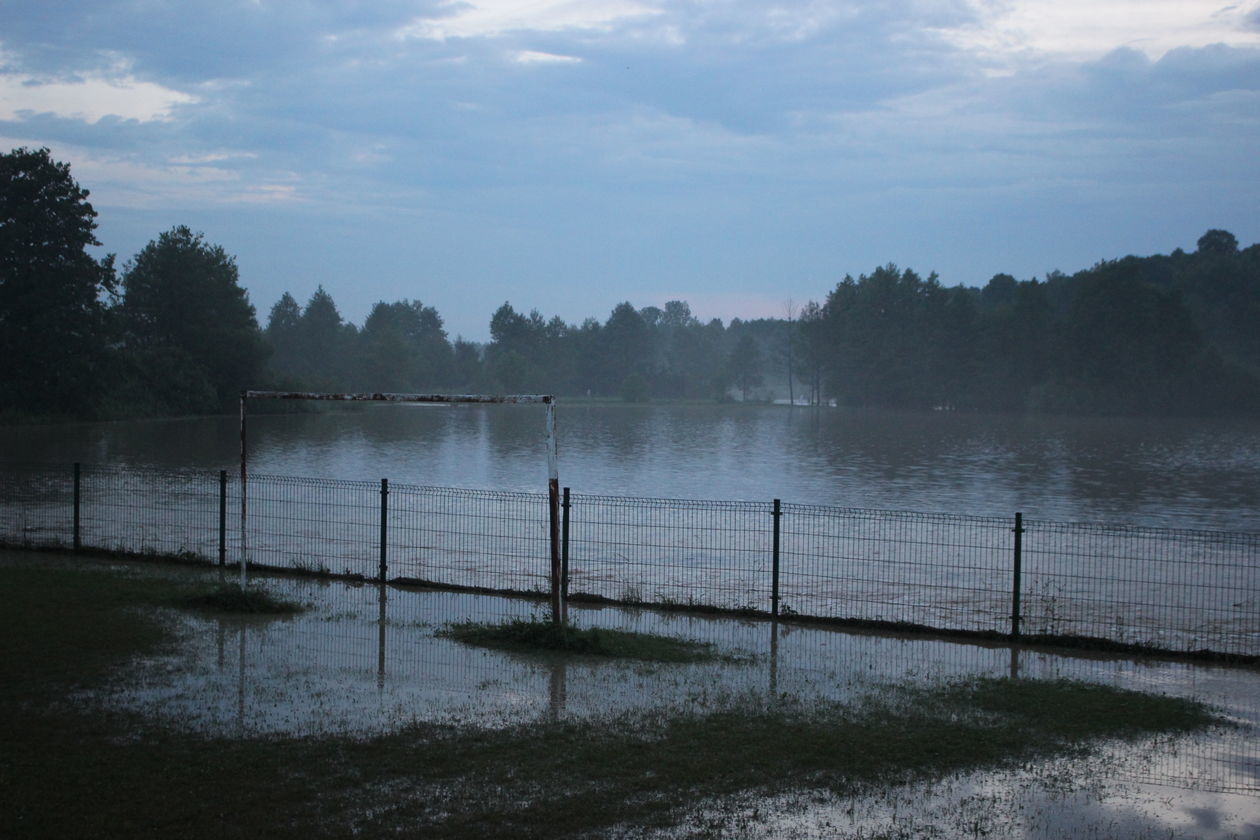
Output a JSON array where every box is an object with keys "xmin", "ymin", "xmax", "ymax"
[
  {"xmin": 439, "ymin": 616, "xmax": 734, "ymax": 662},
  {"xmin": 0, "ymin": 562, "xmax": 176, "ymax": 688},
  {"xmin": 0, "ymin": 557, "xmax": 1227, "ymax": 839},
  {"xmin": 177, "ymin": 582, "xmax": 306, "ymax": 615}
]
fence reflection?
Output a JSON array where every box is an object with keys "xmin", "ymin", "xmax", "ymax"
[{"xmin": 91, "ymin": 568, "xmax": 1257, "ymax": 797}]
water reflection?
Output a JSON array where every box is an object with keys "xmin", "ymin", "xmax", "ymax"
[
  {"xmin": 29, "ymin": 550, "xmax": 1239, "ymax": 838},
  {"xmin": 4, "ymin": 404, "xmax": 1258, "ymax": 530},
  {"xmin": 93, "ymin": 566, "xmax": 1258, "ymax": 805}
]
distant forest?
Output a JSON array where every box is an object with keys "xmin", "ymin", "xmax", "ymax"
[
  {"xmin": 261, "ymin": 231, "xmax": 1260, "ymax": 416},
  {"xmin": 4, "ymin": 147, "xmax": 1259, "ymax": 419}
]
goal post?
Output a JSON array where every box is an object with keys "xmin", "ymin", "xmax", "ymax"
[{"xmin": 238, "ymin": 390, "xmax": 565, "ymax": 624}]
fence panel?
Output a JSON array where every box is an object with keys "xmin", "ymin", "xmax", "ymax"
[
  {"xmin": 780, "ymin": 504, "xmax": 1013, "ymax": 633},
  {"xmin": 240, "ymin": 473, "xmax": 379, "ymax": 577},
  {"xmin": 566, "ymin": 494, "xmax": 772, "ymax": 611},
  {"xmin": 1022, "ymin": 519, "xmax": 1260, "ymax": 655},
  {"xmin": 0, "ymin": 462, "xmax": 74, "ymax": 549},
  {"xmin": 388, "ymin": 483, "xmax": 551, "ymax": 593},
  {"xmin": 78, "ymin": 465, "xmax": 222, "ymax": 561}
]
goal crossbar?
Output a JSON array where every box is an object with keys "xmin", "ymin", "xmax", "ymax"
[{"xmin": 242, "ymin": 389, "xmax": 554, "ymax": 405}]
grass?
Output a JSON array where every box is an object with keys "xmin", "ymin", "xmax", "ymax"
[
  {"xmin": 177, "ymin": 582, "xmax": 305, "ymax": 614},
  {"xmin": 0, "ymin": 557, "xmax": 1227, "ymax": 839},
  {"xmin": 438, "ymin": 616, "xmax": 736, "ymax": 662}
]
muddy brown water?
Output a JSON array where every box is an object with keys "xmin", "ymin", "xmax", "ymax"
[{"xmin": 14, "ymin": 553, "xmax": 1260, "ymax": 839}]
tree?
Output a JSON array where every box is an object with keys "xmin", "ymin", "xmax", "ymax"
[
  {"xmin": 292, "ymin": 286, "xmax": 354, "ymax": 389},
  {"xmin": 654, "ymin": 300, "xmax": 705, "ymax": 398},
  {"xmin": 0, "ymin": 147, "xmax": 116, "ymax": 415},
  {"xmin": 725, "ymin": 334, "xmax": 763, "ymax": 401},
  {"xmin": 822, "ymin": 265, "xmax": 943, "ymax": 408},
  {"xmin": 357, "ymin": 299, "xmax": 452, "ymax": 390},
  {"xmin": 120, "ymin": 226, "xmax": 265, "ymax": 413},
  {"xmin": 264, "ymin": 292, "xmax": 303, "ymax": 383},
  {"xmin": 487, "ymin": 302, "xmax": 545, "ymax": 391},
  {"xmin": 783, "ymin": 299, "xmax": 796, "ymax": 405},
  {"xmin": 979, "ymin": 273, "xmax": 1018, "ymax": 311},
  {"xmin": 793, "ymin": 301, "xmax": 827, "ymax": 405},
  {"xmin": 1055, "ymin": 261, "xmax": 1204, "ymax": 413},
  {"xmin": 601, "ymin": 302, "xmax": 651, "ymax": 397},
  {"xmin": 452, "ymin": 338, "xmax": 487, "ymax": 390},
  {"xmin": 1197, "ymin": 229, "xmax": 1238, "ymax": 256}
]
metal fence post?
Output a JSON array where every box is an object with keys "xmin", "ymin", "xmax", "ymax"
[
  {"xmin": 72, "ymin": 462, "xmax": 81, "ymax": 552},
  {"xmin": 218, "ymin": 470, "xmax": 227, "ymax": 566},
  {"xmin": 771, "ymin": 499, "xmax": 782, "ymax": 618},
  {"xmin": 1011, "ymin": 512, "xmax": 1024, "ymax": 639},
  {"xmin": 561, "ymin": 487, "xmax": 571, "ymax": 601},
  {"xmin": 379, "ymin": 478, "xmax": 389, "ymax": 582}
]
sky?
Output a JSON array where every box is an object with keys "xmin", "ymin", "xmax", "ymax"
[{"xmin": 2, "ymin": 1, "xmax": 1258, "ymax": 341}]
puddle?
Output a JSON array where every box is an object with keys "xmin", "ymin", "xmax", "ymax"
[
  {"xmin": 22, "ymin": 555, "xmax": 1260, "ymax": 837},
  {"xmin": 678, "ymin": 760, "xmax": 1260, "ymax": 839}
]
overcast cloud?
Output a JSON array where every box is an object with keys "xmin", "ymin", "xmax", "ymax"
[{"xmin": 2, "ymin": 0, "xmax": 1257, "ymax": 338}]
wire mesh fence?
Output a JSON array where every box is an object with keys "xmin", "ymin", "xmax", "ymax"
[
  {"xmin": 778, "ymin": 504, "xmax": 1014, "ymax": 634},
  {"xmin": 1020, "ymin": 519, "xmax": 1260, "ymax": 655},
  {"xmin": 0, "ymin": 462, "xmax": 76, "ymax": 550},
  {"xmin": 1, "ymin": 462, "xmax": 1256, "ymax": 657},
  {"xmin": 80, "ymin": 464, "xmax": 225, "ymax": 561},
  {"xmin": 389, "ymin": 484, "xmax": 553, "ymax": 594},
  {"xmin": 242, "ymin": 473, "xmax": 379, "ymax": 577},
  {"xmin": 565, "ymin": 494, "xmax": 772, "ymax": 611}
]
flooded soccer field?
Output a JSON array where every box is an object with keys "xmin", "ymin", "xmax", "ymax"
[{"xmin": 7, "ymin": 550, "xmax": 1259, "ymax": 838}]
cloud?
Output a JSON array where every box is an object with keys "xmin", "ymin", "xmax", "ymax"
[
  {"xmin": 0, "ymin": 134, "xmax": 307, "ymax": 210},
  {"xmin": 0, "ymin": 67, "xmax": 196, "ymax": 123},
  {"xmin": 512, "ymin": 49, "xmax": 583, "ymax": 64},
  {"xmin": 2, "ymin": 0, "xmax": 1258, "ymax": 340},
  {"xmin": 168, "ymin": 151, "xmax": 259, "ymax": 164},
  {"xmin": 398, "ymin": 0, "xmax": 662, "ymax": 40},
  {"xmin": 0, "ymin": 1, "xmax": 437, "ymax": 80},
  {"xmin": 940, "ymin": 0, "xmax": 1260, "ymax": 61}
]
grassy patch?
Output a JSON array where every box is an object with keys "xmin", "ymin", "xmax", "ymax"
[
  {"xmin": 177, "ymin": 582, "xmax": 305, "ymax": 615},
  {"xmin": 0, "ymin": 562, "xmax": 180, "ymax": 690},
  {"xmin": 0, "ymin": 557, "xmax": 1227, "ymax": 839},
  {"xmin": 438, "ymin": 617, "xmax": 733, "ymax": 662}
]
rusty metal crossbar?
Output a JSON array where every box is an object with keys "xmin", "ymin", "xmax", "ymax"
[{"xmin": 241, "ymin": 390, "xmax": 554, "ymax": 405}]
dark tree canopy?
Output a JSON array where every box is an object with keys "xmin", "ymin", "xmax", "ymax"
[
  {"xmin": 0, "ymin": 147, "xmax": 116, "ymax": 415},
  {"xmin": 294, "ymin": 287, "xmax": 355, "ymax": 389},
  {"xmin": 600, "ymin": 302, "xmax": 651, "ymax": 393},
  {"xmin": 725, "ymin": 334, "xmax": 763, "ymax": 401},
  {"xmin": 120, "ymin": 225, "xmax": 265, "ymax": 413},
  {"xmin": 1197, "ymin": 229, "xmax": 1239, "ymax": 256},
  {"xmin": 264, "ymin": 292, "xmax": 303, "ymax": 384},
  {"xmin": 358, "ymin": 299, "xmax": 452, "ymax": 391}
]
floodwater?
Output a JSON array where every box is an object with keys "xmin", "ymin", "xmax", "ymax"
[
  {"xmin": 39, "ymin": 554, "xmax": 1260, "ymax": 839},
  {"xmin": 4, "ymin": 403, "xmax": 1260, "ymax": 530}
]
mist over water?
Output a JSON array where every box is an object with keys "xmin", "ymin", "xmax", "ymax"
[{"xmin": 5, "ymin": 404, "xmax": 1259, "ymax": 531}]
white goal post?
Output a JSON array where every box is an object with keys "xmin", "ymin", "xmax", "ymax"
[{"xmin": 237, "ymin": 390, "xmax": 565, "ymax": 623}]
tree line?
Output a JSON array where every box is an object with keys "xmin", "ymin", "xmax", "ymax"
[
  {"xmin": 3, "ymin": 147, "xmax": 1258, "ymax": 419},
  {"xmin": 262, "ymin": 293, "xmax": 771, "ymax": 403},
  {"xmin": 798, "ymin": 238, "xmax": 1260, "ymax": 415}
]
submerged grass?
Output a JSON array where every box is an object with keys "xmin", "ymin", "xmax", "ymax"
[
  {"xmin": 177, "ymin": 582, "xmax": 305, "ymax": 615},
  {"xmin": 0, "ymin": 556, "xmax": 1226, "ymax": 839},
  {"xmin": 438, "ymin": 617, "xmax": 733, "ymax": 662}
]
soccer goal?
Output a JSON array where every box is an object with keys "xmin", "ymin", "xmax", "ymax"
[{"xmin": 237, "ymin": 390, "xmax": 565, "ymax": 623}]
